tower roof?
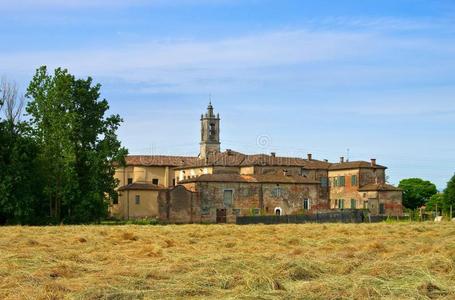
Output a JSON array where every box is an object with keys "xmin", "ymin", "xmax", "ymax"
[{"xmin": 205, "ymin": 100, "xmax": 215, "ymax": 118}]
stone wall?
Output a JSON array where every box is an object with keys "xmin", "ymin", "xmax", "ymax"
[
  {"xmin": 359, "ymin": 168, "xmax": 385, "ymax": 186},
  {"xmin": 158, "ymin": 186, "xmax": 199, "ymax": 223},
  {"xmin": 184, "ymin": 181, "xmax": 322, "ymax": 223},
  {"xmin": 379, "ymin": 190, "xmax": 404, "ymax": 216}
]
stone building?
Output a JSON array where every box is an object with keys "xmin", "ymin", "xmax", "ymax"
[
  {"xmin": 111, "ymin": 103, "xmax": 403, "ymax": 222},
  {"xmin": 180, "ymin": 174, "xmax": 321, "ymax": 223}
]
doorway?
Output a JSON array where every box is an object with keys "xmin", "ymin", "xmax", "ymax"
[{"xmin": 216, "ymin": 208, "xmax": 227, "ymax": 223}]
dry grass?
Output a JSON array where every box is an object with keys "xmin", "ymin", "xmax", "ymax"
[{"xmin": 0, "ymin": 223, "xmax": 454, "ymax": 299}]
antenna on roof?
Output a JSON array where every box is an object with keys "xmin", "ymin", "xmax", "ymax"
[{"xmin": 346, "ymin": 148, "xmax": 350, "ymax": 162}]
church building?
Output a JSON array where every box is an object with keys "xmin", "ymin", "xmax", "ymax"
[{"xmin": 111, "ymin": 103, "xmax": 403, "ymax": 222}]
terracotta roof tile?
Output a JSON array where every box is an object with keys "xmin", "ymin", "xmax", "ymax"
[
  {"xmin": 124, "ymin": 151, "xmax": 386, "ymax": 172},
  {"xmin": 329, "ymin": 161, "xmax": 387, "ymax": 171},
  {"xmin": 118, "ymin": 182, "xmax": 167, "ymax": 191},
  {"xmin": 174, "ymin": 150, "xmax": 331, "ymax": 170},
  {"xmin": 125, "ymin": 155, "xmax": 198, "ymax": 167},
  {"xmin": 358, "ymin": 183, "xmax": 401, "ymax": 192},
  {"xmin": 179, "ymin": 174, "xmax": 320, "ymax": 184}
]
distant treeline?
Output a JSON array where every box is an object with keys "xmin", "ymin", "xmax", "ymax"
[
  {"xmin": 0, "ymin": 66, "xmax": 127, "ymax": 225},
  {"xmin": 398, "ymin": 177, "xmax": 455, "ymax": 216}
]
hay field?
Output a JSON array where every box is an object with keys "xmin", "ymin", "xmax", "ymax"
[{"xmin": 1, "ymin": 223, "xmax": 454, "ymax": 299}]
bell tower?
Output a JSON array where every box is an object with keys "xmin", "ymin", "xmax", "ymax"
[{"xmin": 200, "ymin": 101, "xmax": 220, "ymax": 159}]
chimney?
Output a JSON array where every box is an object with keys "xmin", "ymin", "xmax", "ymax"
[
  {"xmin": 307, "ymin": 153, "xmax": 312, "ymax": 161},
  {"xmin": 324, "ymin": 159, "xmax": 328, "ymax": 162},
  {"xmin": 371, "ymin": 158, "xmax": 377, "ymax": 167},
  {"xmin": 226, "ymin": 149, "xmax": 232, "ymax": 156},
  {"xmin": 271, "ymin": 152, "xmax": 276, "ymax": 157},
  {"xmin": 340, "ymin": 157, "xmax": 345, "ymax": 163}
]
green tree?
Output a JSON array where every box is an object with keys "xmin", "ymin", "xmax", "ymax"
[
  {"xmin": 426, "ymin": 193, "xmax": 444, "ymax": 212},
  {"xmin": 26, "ymin": 66, "xmax": 127, "ymax": 223},
  {"xmin": 0, "ymin": 78, "xmax": 43, "ymax": 224},
  {"xmin": 443, "ymin": 174, "xmax": 455, "ymax": 213},
  {"xmin": 398, "ymin": 178, "xmax": 437, "ymax": 209}
]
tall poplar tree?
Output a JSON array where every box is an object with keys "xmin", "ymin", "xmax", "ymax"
[{"xmin": 26, "ymin": 66, "xmax": 127, "ymax": 223}]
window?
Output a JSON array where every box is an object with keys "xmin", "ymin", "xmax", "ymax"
[
  {"xmin": 135, "ymin": 195, "xmax": 140, "ymax": 205},
  {"xmin": 333, "ymin": 177, "xmax": 338, "ymax": 187},
  {"xmin": 223, "ymin": 190, "xmax": 233, "ymax": 206},
  {"xmin": 351, "ymin": 175, "xmax": 358, "ymax": 186},
  {"xmin": 201, "ymin": 207, "xmax": 210, "ymax": 215},
  {"xmin": 272, "ymin": 187, "xmax": 282, "ymax": 197},
  {"xmin": 253, "ymin": 208, "xmax": 261, "ymax": 216},
  {"xmin": 172, "ymin": 179, "xmax": 176, "ymax": 186},
  {"xmin": 351, "ymin": 199, "xmax": 356, "ymax": 209},
  {"xmin": 209, "ymin": 123, "xmax": 216, "ymax": 136},
  {"xmin": 379, "ymin": 203, "xmax": 385, "ymax": 215},
  {"xmin": 338, "ymin": 176, "xmax": 345, "ymax": 187},
  {"xmin": 303, "ymin": 199, "xmax": 311, "ymax": 210},
  {"xmin": 112, "ymin": 197, "xmax": 118, "ymax": 205},
  {"xmin": 152, "ymin": 178, "xmax": 159, "ymax": 185},
  {"xmin": 274, "ymin": 208, "xmax": 282, "ymax": 216},
  {"xmin": 320, "ymin": 177, "xmax": 328, "ymax": 187},
  {"xmin": 300, "ymin": 168, "xmax": 309, "ymax": 177},
  {"xmin": 338, "ymin": 199, "xmax": 344, "ymax": 209},
  {"xmin": 363, "ymin": 201, "xmax": 368, "ymax": 209},
  {"xmin": 127, "ymin": 178, "xmax": 133, "ymax": 185},
  {"xmin": 232, "ymin": 209, "xmax": 241, "ymax": 216}
]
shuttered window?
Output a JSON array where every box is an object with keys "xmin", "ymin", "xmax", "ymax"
[
  {"xmin": 223, "ymin": 190, "xmax": 233, "ymax": 206},
  {"xmin": 303, "ymin": 199, "xmax": 311, "ymax": 210},
  {"xmin": 320, "ymin": 177, "xmax": 328, "ymax": 187},
  {"xmin": 338, "ymin": 199, "xmax": 344, "ymax": 209},
  {"xmin": 338, "ymin": 176, "xmax": 345, "ymax": 187},
  {"xmin": 351, "ymin": 199, "xmax": 356, "ymax": 209},
  {"xmin": 351, "ymin": 175, "xmax": 358, "ymax": 186}
]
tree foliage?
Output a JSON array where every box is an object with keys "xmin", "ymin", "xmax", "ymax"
[
  {"xmin": 426, "ymin": 193, "xmax": 444, "ymax": 211},
  {"xmin": 0, "ymin": 67, "xmax": 127, "ymax": 224},
  {"xmin": 398, "ymin": 178, "xmax": 437, "ymax": 209},
  {"xmin": 0, "ymin": 79, "xmax": 43, "ymax": 224},
  {"xmin": 26, "ymin": 66, "xmax": 127, "ymax": 223},
  {"xmin": 443, "ymin": 174, "xmax": 455, "ymax": 213}
]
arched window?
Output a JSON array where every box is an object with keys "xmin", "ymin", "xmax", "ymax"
[{"xmin": 209, "ymin": 123, "xmax": 216, "ymax": 136}]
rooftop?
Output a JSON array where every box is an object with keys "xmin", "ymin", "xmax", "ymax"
[
  {"xmin": 179, "ymin": 173, "xmax": 320, "ymax": 184},
  {"xmin": 329, "ymin": 161, "xmax": 386, "ymax": 171},
  {"xmin": 122, "ymin": 151, "xmax": 385, "ymax": 171},
  {"xmin": 118, "ymin": 182, "xmax": 167, "ymax": 191},
  {"xmin": 358, "ymin": 183, "xmax": 402, "ymax": 192},
  {"xmin": 124, "ymin": 155, "xmax": 198, "ymax": 167}
]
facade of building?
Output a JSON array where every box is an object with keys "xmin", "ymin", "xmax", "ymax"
[{"xmin": 111, "ymin": 103, "xmax": 403, "ymax": 222}]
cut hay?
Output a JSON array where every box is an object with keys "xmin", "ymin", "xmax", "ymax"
[{"xmin": 0, "ymin": 223, "xmax": 454, "ymax": 299}]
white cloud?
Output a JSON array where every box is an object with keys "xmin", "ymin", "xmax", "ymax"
[
  {"xmin": 1, "ymin": 25, "xmax": 454, "ymax": 95},
  {"xmin": 0, "ymin": 29, "xmax": 377, "ymax": 91}
]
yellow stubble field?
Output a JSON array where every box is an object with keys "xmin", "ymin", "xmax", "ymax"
[{"xmin": 0, "ymin": 223, "xmax": 454, "ymax": 299}]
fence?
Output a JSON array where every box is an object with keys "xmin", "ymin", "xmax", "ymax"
[{"xmin": 236, "ymin": 210, "xmax": 407, "ymax": 225}]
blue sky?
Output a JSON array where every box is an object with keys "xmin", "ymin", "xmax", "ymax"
[{"xmin": 1, "ymin": 0, "xmax": 455, "ymax": 189}]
